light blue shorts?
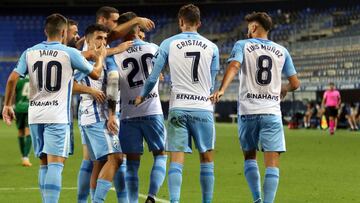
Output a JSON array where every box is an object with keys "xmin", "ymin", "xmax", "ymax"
[
  {"xmin": 78, "ymin": 122, "xmax": 86, "ymax": 145},
  {"xmin": 166, "ymin": 109, "xmax": 215, "ymax": 153},
  {"xmin": 238, "ymin": 114, "xmax": 286, "ymax": 152},
  {"xmin": 119, "ymin": 114, "xmax": 166, "ymax": 154},
  {"xmin": 29, "ymin": 123, "xmax": 71, "ymax": 158},
  {"xmin": 81, "ymin": 120, "xmax": 122, "ymax": 161}
]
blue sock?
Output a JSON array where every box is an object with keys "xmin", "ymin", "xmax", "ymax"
[
  {"xmin": 90, "ymin": 188, "xmax": 95, "ymax": 202},
  {"xmin": 77, "ymin": 160, "xmax": 93, "ymax": 203},
  {"xmin": 114, "ymin": 159, "xmax": 128, "ymax": 203},
  {"xmin": 244, "ymin": 160, "xmax": 261, "ymax": 202},
  {"xmin": 126, "ymin": 160, "xmax": 140, "ymax": 203},
  {"xmin": 200, "ymin": 162, "xmax": 214, "ymax": 203},
  {"xmin": 38, "ymin": 165, "xmax": 47, "ymax": 202},
  {"xmin": 148, "ymin": 155, "xmax": 167, "ymax": 198},
  {"xmin": 44, "ymin": 162, "xmax": 64, "ymax": 203},
  {"xmin": 168, "ymin": 162, "xmax": 183, "ymax": 203},
  {"xmin": 94, "ymin": 179, "xmax": 112, "ymax": 203},
  {"xmin": 263, "ymin": 167, "xmax": 280, "ymax": 203}
]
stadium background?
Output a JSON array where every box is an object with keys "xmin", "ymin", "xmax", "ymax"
[{"xmin": 0, "ymin": 0, "xmax": 359, "ymax": 202}]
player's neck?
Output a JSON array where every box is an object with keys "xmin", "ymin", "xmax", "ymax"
[
  {"xmin": 47, "ymin": 36, "xmax": 63, "ymax": 43},
  {"xmin": 181, "ymin": 25, "xmax": 198, "ymax": 33},
  {"xmin": 252, "ymin": 32, "xmax": 268, "ymax": 40}
]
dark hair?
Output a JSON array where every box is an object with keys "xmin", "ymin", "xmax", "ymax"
[
  {"xmin": 96, "ymin": 6, "xmax": 119, "ymax": 21},
  {"xmin": 85, "ymin": 23, "xmax": 110, "ymax": 37},
  {"xmin": 329, "ymin": 82, "xmax": 335, "ymax": 86},
  {"xmin": 45, "ymin": 13, "xmax": 68, "ymax": 37},
  {"xmin": 178, "ymin": 4, "xmax": 200, "ymax": 26},
  {"xmin": 245, "ymin": 12, "xmax": 273, "ymax": 31},
  {"xmin": 67, "ymin": 19, "xmax": 78, "ymax": 27},
  {"xmin": 117, "ymin": 11, "xmax": 137, "ymax": 24}
]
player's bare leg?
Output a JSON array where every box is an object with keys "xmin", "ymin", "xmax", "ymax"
[
  {"xmin": 243, "ymin": 150, "xmax": 261, "ymax": 203},
  {"xmin": 199, "ymin": 150, "xmax": 214, "ymax": 203},
  {"xmin": 263, "ymin": 152, "xmax": 280, "ymax": 203}
]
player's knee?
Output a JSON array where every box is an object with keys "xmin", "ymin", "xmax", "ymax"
[
  {"xmin": 108, "ymin": 153, "xmax": 123, "ymax": 167},
  {"xmin": 243, "ymin": 150, "xmax": 257, "ymax": 160},
  {"xmin": 200, "ymin": 150, "xmax": 214, "ymax": 163}
]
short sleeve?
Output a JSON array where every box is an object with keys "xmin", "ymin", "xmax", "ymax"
[
  {"xmin": 13, "ymin": 51, "xmax": 28, "ymax": 77},
  {"xmin": 227, "ymin": 40, "xmax": 246, "ymax": 64},
  {"xmin": 74, "ymin": 70, "xmax": 87, "ymax": 82},
  {"xmin": 67, "ymin": 47, "xmax": 94, "ymax": 74},
  {"xmin": 282, "ymin": 49, "xmax": 297, "ymax": 77}
]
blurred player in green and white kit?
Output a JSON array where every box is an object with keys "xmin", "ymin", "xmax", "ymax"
[{"xmin": 14, "ymin": 75, "xmax": 32, "ymax": 167}]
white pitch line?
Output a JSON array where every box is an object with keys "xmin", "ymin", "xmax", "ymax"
[{"xmin": 0, "ymin": 187, "xmax": 170, "ymax": 203}]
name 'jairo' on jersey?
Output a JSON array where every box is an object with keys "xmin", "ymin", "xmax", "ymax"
[
  {"xmin": 13, "ymin": 41, "xmax": 94, "ymax": 124},
  {"xmin": 114, "ymin": 39, "xmax": 163, "ymax": 120},
  {"xmin": 228, "ymin": 38, "xmax": 297, "ymax": 116},
  {"xmin": 156, "ymin": 32, "xmax": 219, "ymax": 111}
]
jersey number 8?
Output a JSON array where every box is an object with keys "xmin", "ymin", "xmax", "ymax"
[{"xmin": 256, "ymin": 55, "xmax": 272, "ymax": 85}]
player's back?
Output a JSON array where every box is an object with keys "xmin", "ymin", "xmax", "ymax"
[
  {"xmin": 164, "ymin": 32, "xmax": 218, "ymax": 111},
  {"xmin": 16, "ymin": 41, "xmax": 92, "ymax": 124},
  {"xmin": 230, "ymin": 38, "xmax": 295, "ymax": 115},
  {"xmin": 114, "ymin": 39, "xmax": 162, "ymax": 119}
]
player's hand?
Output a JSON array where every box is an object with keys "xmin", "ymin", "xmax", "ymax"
[
  {"xmin": 90, "ymin": 89, "xmax": 106, "ymax": 103},
  {"xmin": 94, "ymin": 44, "xmax": 107, "ymax": 59},
  {"xmin": 107, "ymin": 115, "xmax": 119, "ymax": 135},
  {"xmin": 280, "ymin": 84, "xmax": 288, "ymax": 100},
  {"xmin": 2, "ymin": 106, "xmax": 15, "ymax": 126},
  {"xmin": 159, "ymin": 73, "xmax": 164, "ymax": 81},
  {"xmin": 209, "ymin": 90, "xmax": 224, "ymax": 104},
  {"xmin": 136, "ymin": 17, "xmax": 155, "ymax": 31},
  {"xmin": 134, "ymin": 96, "xmax": 145, "ymax": 107},
  {"xmin": 116, "ymin": 41, "xmax": 134, "ymax": 53}
]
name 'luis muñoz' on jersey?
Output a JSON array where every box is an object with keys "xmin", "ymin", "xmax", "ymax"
[
  {"xmin": 157, "ymin": 32, "xmax": 219, "ymax": 111},
  {"xmin": 228, "ymin": 38, "xmax": 297, "ymax": 116}
]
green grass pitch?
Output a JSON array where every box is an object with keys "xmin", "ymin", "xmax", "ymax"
[{"xmin": 0, "ymin": 121, "xmax": 359, "ymax": 202}]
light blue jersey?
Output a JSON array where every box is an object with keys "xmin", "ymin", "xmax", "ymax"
[
  {"xmin": 228, "ymin": 38, "xmax": 296, "ymax": 116},
  {"xmin": 14, "ymin": 41, "xmax": 93, "ymax": 124},
  {"xmin": 141, "ymin": 32, "xmax": 220, "ymax": 111}
]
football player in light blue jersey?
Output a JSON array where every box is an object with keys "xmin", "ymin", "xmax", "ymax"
[
  {"xmin": 135, "ymin": 4, "xmax": 219, "ymax": 203},
  {"xmin": 74, "ymin": 24, "xmax": 124, "ymax": 203},
  {"xmin": 2, "ymin": 14, "xmax": 106, "ymax": 203},
  {"xmin": 114, "ymin": 12, "xmax": 167, "ymax": 203},
  {"xmin": 211, "ymin": 12, "xmax": 300, "ymax": 203}
]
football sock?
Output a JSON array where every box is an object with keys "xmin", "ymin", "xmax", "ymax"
[
  {"xmin": 126, "ymin": 160, "xmax": 140, "ymax": 203},
  {"xmin": 18, "ymin": 136, "xmax": 26, "ymax": 157},
  {"xmin": 93, "ymin": 179, "xmax": 112, "ymax": 203},
  {"xmin": 263, "ymin": 167, "xmax": 279, "ymax": 203},
  {"xmin": 90, "ymin": 188, "xmax": 95, "ymax": 202},
  {"xmin": 114, "ymin": 159, "xmax": 128, "ymax": 203},
  {"xmin": 44, "ymin": 162, "xmax": 64, "ymax": 203},
  {"xmin": 77, "ymin": 160, "xmax": 93, "ymax": 203},
  {"xmin": 24, "ymin": 135, "xmax": 32, "ymax": 157},
  {"xmin": 168, "ymin": 162, "xmax": 183, "ymax": 203},
  {"xmin": 148, "ymin": 155, "xmax": 167, "ymax": 198},
  {"xmin": 38, "ymin": 165, "xmax": 48, "ymax": 202},
  {"xmin": 244, "ymin": 160, "xmax": 261, "ymax": 202},
  {"xmin": 329, "ymin": 120, "xmax": 335, "ymax": 131},
  {"xmin": 200, "ymin": 162, "xmax": 214, "ymax": 203}
]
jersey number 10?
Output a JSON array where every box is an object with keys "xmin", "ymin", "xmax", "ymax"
[{"xmin": 33, "ymin": 60, "xmax": 62, "ymax": 92}]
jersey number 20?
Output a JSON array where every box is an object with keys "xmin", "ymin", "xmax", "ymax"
[
  {"xmin": 256, "ymin": 55, "xmax": 272, "ymax": 85},
  {"xmin": 33, "ymin": 60, "xmax": 62, "ymax": 92},
  {"xmin": 123, "ymin": 53, "xmax": 153, "ymax": 88}
]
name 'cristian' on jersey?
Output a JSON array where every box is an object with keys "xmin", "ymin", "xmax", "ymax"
[
  {"xmin": 246, "ymin": 93, "xmax": 279, "ymax": 101},
  {"xmin": 246, "ymin": 43, "xmax": 283, "ymax": 58},
  {"xmin": 176, "ymin": 39, "xmax": 208, "ymax": 50}
]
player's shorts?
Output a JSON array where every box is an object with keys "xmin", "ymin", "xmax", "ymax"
[
  {"xmin": 166, "ymin": 109, "xmax": 215, "ymax": 153},
  {"xmin": 238, "ymin": 114, "xmax": 285, "ymax": 152},
  {"xmin": 15, "ymin": 112, "xmax": 28, "ymax": 130},
  {"xmin": 29, "ymin": 123, "xmax": 71, "ymax": 158},
  {"xmin": 326, "ymin": 106, "xmax": 338, "ymax": 117},
  {"xmin": 69, "ymin": 122, "xmax": 74, "ymax": 155},
  {"xmin": 119, "ymin": 114, "xmax": 166, "ymax": 154},
  {"xmin": 78, "ymin": 122, "xmax": 87, "ymax": 145},
  {"xmin": 81, "ymin": 120, "xmax": 122, "ymax": 161}
]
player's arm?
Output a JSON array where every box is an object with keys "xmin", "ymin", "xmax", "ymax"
[
  {"xmin": 135, "ymin": 45, "xmax": 167, "ymax": 106},
  {"xmin": 337, "ymin": 94, "xmax": 341, "ymax": 109},
  {"xmin": 105, "ymin": 56, "xmax": 120, "ymax": 134},
  {"xmin": 210, "ymin": 45, "xmax": 220, "ymax": 93},
  {"xmin": 108, "ymin": 17, "xmax": 155, "ymax": 42},
  {"xmin": 76, "ymin": 37, "xmax": 85, "ymax": 50},
  {"xmin": 106, "ymin": 41, "xmax": 134, "ymax": 56},
  {"xmin": 2, "ymin": 51, "xmax": 27, "ymax": 125},
  {"xmin": 210, "ymin": 61, "xmax": 240, "ymax": 103},
  {"xmin": 72, "ymin": 81, "xmax": 106, "ymax": 103}
]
